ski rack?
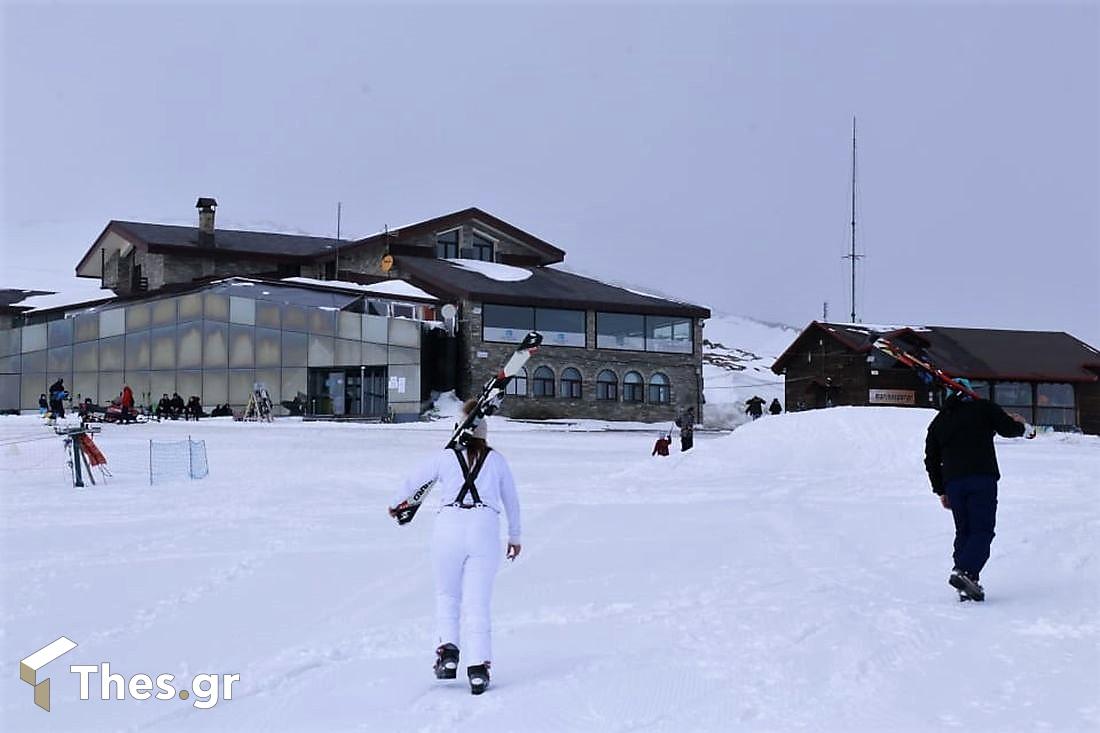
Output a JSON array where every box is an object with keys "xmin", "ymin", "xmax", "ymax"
[{"xmin": 53, "ymin": 424, "xmax": 103, "ymax": 488}]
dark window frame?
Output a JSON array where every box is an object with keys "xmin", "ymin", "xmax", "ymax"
[
  {"xmin": 470, "ymin": 231, "xmax": 496, "ymax": 262},
  {"xmin": 648, "ymin": 372, "xmax": 671, "ymax": 404},
  {"xmin": 532, "ymin": 365, "xmax": 555, "ymax": 397},
  {"xmin": 596, "ymin": 312, "xmax": 694, "ymax": 353},
  {"xmin": 623, "ymin": 370, "xmax": 644, "ymax": 403},
  {"xmin": 596, "ymin": 369, "xmax": 618, "ymax": 401},
  {"xmin": 561, "ymin": 367, "xmax": 583, "ymax": 399},
  {"xmin": 435, "ymin": 228, "xmax": 460, "ymax": 259}
]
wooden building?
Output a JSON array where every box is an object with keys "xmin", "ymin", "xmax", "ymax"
[{"xmin": 771, "ymin": 322, "xmax": 1100, "ymax": 435}]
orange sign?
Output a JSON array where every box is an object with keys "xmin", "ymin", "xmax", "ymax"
[{"xmin": 380, "ymin": 254, "xmax": 394, "ymax": 273}]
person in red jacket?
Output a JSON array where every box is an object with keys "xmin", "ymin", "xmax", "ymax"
[{"xmin": 120, "ymin": 385, "xmax": 135, "ymax": 424}]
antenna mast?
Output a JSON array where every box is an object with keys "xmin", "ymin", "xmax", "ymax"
[
  {"xmin": 334, "ymin": 201, "xmax": 342, "ymax": 279},
  {"xmin": 843, "ymin": 117, "xmax": 864, "ymax": 323}
]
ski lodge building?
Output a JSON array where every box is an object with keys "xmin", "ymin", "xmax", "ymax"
[
  {"xmin": 771, "ymin": 321, "xmax": 1100, "ymax": 435},
  {"xmin": 1, "ymin": 200, "xmax": 709, "ymax": 422}
]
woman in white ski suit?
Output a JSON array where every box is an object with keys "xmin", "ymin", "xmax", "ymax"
[{"xmin": 391, "ymin": 407, "xmax": 521, "ymax": 677}]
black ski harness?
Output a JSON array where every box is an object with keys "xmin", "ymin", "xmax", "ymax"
[{"xmin": 450, "ymin": 447, "xmax": 492, "ymax": 509}]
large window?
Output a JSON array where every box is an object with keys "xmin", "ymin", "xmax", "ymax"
[
  {"xmin": 1037, "ymin": 383, "xmax": 1075, "ymax": 426},
  {"xmin": 597, "ymin": 313, "xmax": 694, "ymax": 352},
  {"xmin": 597, "ymin": 369, "xmax": 618, "ymax": 401},
  {"xmin": 993, "ymin": 382, "xmax": 1033, "ymax": 423},
  {"xmin": 645, "ymin": 316, "xmax": 693, "ymax": 353},
  {"xmin": 649, "ymin": 372, "xmax": 670, "ymax": 404},
  {"xmin": 483, "ymin": 304, "xmax": 533, "ymax": 343},
  {"xmin": 532, "ymin": 366, "xmax": 555, "ymax": 397},
  {"xmin": 596, "ymin": 313, "xmax": 645, "ymax": 351},
  {"xmin": 483, "ymin": 305, "xmax": 585, "ymax": 347},
  {"xmin": 561, "ymin": 367, "xmax": 582, "ymax": 399},
  {"xmin": 623, "ymin": 371, "xmax": 644, "ymax": 403},
  {"xmin": 436, "ymin": 229, "xmax": 460, "ymax": 259},
  {"xmin": 470, "ymin": 232, "xmax": 495, "ymax": 262},
  {"xmin": 536, "ymin": 308, "xmax": 585, "ymax": 347},
  {"xmin": 506, "ymin": 367, "xmax": 528, "ymax": 396}
]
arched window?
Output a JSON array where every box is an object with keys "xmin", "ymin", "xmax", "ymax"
[
  {"xmin": 506, "ymin": 367, "xmax": 528, "ymax": 397},
  {"xmin": 648, "ymin": 372, "xmax": 670, "ymax": 404},
  {"xmin": 596, "ymin": 370, "xmax": 618, "ymax": 401},
  {"xmin": 532, "ymin": 366, "xmax": 555, "ymax": 397},
  {"xmin": 561, "ymin": 367, "xmax": 582, "ymax": 399},
  {"xmin": 623, "ymin": 371, "xmax": 644, "ymax": 403}
]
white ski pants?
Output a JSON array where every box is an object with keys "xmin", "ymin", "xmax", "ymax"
[{"xmin": 432, "ymin": 506, "xmax": 501, "ymax": 665}]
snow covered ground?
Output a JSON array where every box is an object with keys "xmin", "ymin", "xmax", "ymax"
[{"xmin": 1, "ymin": 408, "xmax": 1098, "ymax": 732}]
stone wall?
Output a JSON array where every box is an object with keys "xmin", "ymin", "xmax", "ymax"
[{"xmin": 456, "ymin": 302, "xmax": 703, "ymax": 423}]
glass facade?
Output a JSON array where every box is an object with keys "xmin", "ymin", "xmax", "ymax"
[{"xmin": 0, "ymin": 281, "xmax": 424, "ymax": 417}]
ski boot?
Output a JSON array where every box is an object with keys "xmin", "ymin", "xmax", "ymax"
[
  {"xmin": 434, "ymin": 644, "xmax": 460, "ymax": 679},
  {"xmin": 467, "ymin": 662, "xmax": 491, "ymax": 695},
  {"xmin": 948, "ymin": 569, "xmax": 984, "ymax": 602}
]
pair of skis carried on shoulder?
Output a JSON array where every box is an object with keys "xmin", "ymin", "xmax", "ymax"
[
  {"xmin": 872, "ymin": 336, "xmax": 982, "ymax": 400},
  {"xmin": 390, "ymin": 331, "xmax": 542, "ymax": 526}
]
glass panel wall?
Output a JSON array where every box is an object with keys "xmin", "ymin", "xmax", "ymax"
[
  {"xmin": 993, "ymin": 381, "xmax": 1033, "ymax": 423},
  {"xmin": 229, "ymin": 325, "xmax": 254, "ymax": 367},
  {"xmin": 126, "ymin": 304, "xmax": 151, "ymax": 331},
  {"xmin": 483, "ymin": 304, "xmax": 533, "ymax": 343},
  {"xmin": 3, "ymin": 283, "xmax": 422, "ymax": 415},
  {"xmin": 21, "ymin": 323, "xmax": 47, "ymax": 352},
  {"xmin": 48, "ymin": 318, "xmax": 73, "ymax": 348},
  {"xmin": 229, "ymin": 296, "xmax": 256, "ymax": 325},
  {"xmin": 99, "ymin": 308, "xmax": 125, "ymax": 338},
  {"xmin": 23, "ymin": 350, "xmax": 47, "ymax": 373},
  {"xmin": 99, "ymin": 336, "xmax": 124, "ymax": 371},
  {"xmin": 1036, "ymin": 382, "xmax": 1075, "ymax": 426},
  {"xmin": 645, "ymin": 316, "xmax": 693, "ymax": 353},
  {"xmin": 596, "ymin": 313, "xmax": 645, "ymax": 351},
  {"xmin": 535, "ymin": 308, "xmax": 585, "ymax": 347},
  {"xmin": 152, "ymin": 297, "xmax": 177, "ymax": 326},
  {"xmin": 74, "ymin": 312, "xmax": 99, "ymax": 342}
]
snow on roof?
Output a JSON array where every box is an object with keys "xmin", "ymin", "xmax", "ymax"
[
  {"xmin": 6, "ymin": 282, "xmax": 112, "ymax": 313},
  {"xmin": 824, "ymin": 322, "xmax": 931, "ymax": 333},
  {"xmin": 445, "ymin": 259, "xmax": 532, "ymax": 282},
  {"xmin": 281, "ymin": 276, "xmax": 437, "ymax": 301}
]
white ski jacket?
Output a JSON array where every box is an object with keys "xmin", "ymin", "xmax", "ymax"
[{"xmin": 395, "ymin": 449, "xmax": 522, "ymax": 544}]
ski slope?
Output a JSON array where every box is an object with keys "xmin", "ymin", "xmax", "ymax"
[
  {"xmin": 1, "ymin": 408, "xmax": 1097, "ymax": 732},
  {"xmin": 701, "ymin": 314, "xmax": 800, "ymax": 428}
]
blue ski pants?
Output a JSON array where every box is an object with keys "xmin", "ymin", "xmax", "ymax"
[{"xmin": 945, "ymin": 475, "xmax": 998, "ymax": 578}]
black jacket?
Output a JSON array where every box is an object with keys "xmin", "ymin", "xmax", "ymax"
[{"xmin": 924, "ymin": 396, "xmax": 1026, "ymax": 494}]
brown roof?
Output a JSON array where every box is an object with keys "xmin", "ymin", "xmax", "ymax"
[
  {"xmin": 772, "ymin": 321, "xmax": 1100, "ymax": 383},
  {"xmin": 346, "ymin": 207, "xmax": 566, "ymax": 264},
  {"xmin": 395, "ymin": 257, "xmax": 710, "ymax": 318}
]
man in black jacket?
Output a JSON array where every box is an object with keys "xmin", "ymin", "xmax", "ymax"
[{"xmin": 925, "ymin": 378, "xmax": 1035, "ymax": 600}]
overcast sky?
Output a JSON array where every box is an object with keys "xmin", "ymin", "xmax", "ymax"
[{"xmin": 2, "ymin": 2, "xmax": 1097, "ymax": 345}]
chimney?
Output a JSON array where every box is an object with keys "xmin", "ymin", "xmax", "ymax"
[{"xmin": 196, "ymin": 197, "xmax": 217, "ymax": 245}]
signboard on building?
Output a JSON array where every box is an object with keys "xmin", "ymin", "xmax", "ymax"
[{"xmin": 869, "ymin": 389, "xmax": 916, "ymax": 406}]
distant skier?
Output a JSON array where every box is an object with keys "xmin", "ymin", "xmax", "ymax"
[
  {"xmin": 652, "ymin": 431, "xmax": 671, "ymax": 457},
  {"xmin": 120, "ymin": 384, "xmax": 135, "ymax": 424},
  {"xmin": 745, "ymin": 395, "xmax": 766, "ymax": 420},
  {"xmin": 389, "ymin": 399, "xmax": 522, "ymax": 695},
  {"xmin": 768, "ymin": 398, "xmax": 782, "ymax": 415},
  {"xmin": 48, "ymin": 378, "xmax": 67, "ymax": 418},
  {"xmin": 38, "ymin": 393, "xmax": 48, "ymax": 416},
  {"xmin": 675, "ymin": 407, "xmax": 695, "ymax": 452},
  {"xmin": 924, "ymin": 377, "xmax": 1036, "ymax": 601},
  {"xmin": 170, "ymin": 392, "xmax": 185, "ymax": 418}
]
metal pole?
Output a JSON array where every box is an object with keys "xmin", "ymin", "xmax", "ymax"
[
  {"xmin": 72, "ymin": 435, "xmax": 84, "ymax": 488},
  {"xmin": 188, "ymin": 435, "xmax": 194, "ymax": 479},
  {"xmin": 360, "ymin": 365, "xmax": 366, "ymax": 416},
  {"xmin": 149, "ymin": 439, "xmax": 153, "ymax": 485}
]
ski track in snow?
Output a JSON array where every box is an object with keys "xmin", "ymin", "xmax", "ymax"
[{"xmin": 1, "ymin": 409, "xmax": 1098, "ymax": 732}]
